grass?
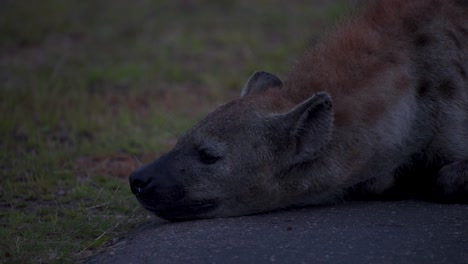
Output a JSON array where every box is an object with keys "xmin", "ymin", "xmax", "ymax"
[{"xmin": 0, "ymin": 0, "xmax": 350, "ymax": 262}]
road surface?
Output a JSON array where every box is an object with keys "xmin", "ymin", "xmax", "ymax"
[{"xmin": 87, "ymin": 201, "xmax": 468, "ymax": 264}]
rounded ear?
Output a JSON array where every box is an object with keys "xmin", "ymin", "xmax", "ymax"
[
  {"xmin": 241, "ymin": 71, "xmax": 283, "ymax": 97},
  {"xmin": 271, "ymin": 92, "xmax": 334, "ymax": 164}
]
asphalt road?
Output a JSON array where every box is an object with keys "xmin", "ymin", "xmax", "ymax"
[{"xmin": 87, "ymin": 201, "xmax": 468, "ymax": 264}]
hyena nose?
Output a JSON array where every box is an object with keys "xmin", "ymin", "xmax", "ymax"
[{"xmin": 129, "ymin": 169, "xmax": 153, "ymax": 197}]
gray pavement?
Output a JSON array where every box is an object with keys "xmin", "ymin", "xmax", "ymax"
[{"xmin": 87, "ymin": 201, "xmax": 468, "ymax": 264}]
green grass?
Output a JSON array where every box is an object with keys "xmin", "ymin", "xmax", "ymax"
[{"xmin": 0, "ymin": 0, "xmax": 349, "ymax": 262}]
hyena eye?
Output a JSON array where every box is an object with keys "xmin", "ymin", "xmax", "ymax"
[{"xmin": 199, "ymin": 149, "xmax": 220, "ymax": 164}]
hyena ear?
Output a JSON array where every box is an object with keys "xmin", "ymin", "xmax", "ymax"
[
  {"xmin": 241, "ymin": 71, "xmax": 283, "ymax": 97},
  {"xmin": 278, "ymin": 92, "xmax": 334, "ymax": 164}
]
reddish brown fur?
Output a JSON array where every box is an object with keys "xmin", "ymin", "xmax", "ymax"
[{"xmin": 281, "ymin": 0, "xmax": 467, "ymax": 126}]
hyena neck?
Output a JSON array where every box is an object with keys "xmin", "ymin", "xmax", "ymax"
[{"xmin": 273, "ymin": 147, "xmax": 350, "ymax": 206}]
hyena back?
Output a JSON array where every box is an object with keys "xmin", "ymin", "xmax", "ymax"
[{"xmin": 129, "ymin": 0, "xmax": 468, "ymax": 220}]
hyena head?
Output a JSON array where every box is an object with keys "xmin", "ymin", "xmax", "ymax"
[{"xmin": 129, "ymin": 72, "xmax": 334, "ymax": 221}]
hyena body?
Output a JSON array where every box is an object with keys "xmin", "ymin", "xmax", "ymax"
[{"xmin": 130, "ymin": 0, "xmax": 468, "ymax": 220}]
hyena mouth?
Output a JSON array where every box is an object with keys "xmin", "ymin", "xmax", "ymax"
[{"xmin": 141, "ymin": 199, "xmax": 218, "ymax": 221}]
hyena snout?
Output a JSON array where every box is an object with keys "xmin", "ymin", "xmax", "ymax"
[
  {"xmin": 129, "ymin": 154, "xmax": 185, "ymax": 206},
  {"xmin": 129, "ymin": 153, "xmax": 219, "ymax": 221}
]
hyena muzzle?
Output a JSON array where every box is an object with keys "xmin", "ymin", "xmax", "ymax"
[{"xmin": 129, "ymin": 0, "xmax": 468, "ymax": 221}]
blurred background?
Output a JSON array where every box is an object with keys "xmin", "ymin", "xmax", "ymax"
[{"xmin": 0, "ymin": 0, "xmax": 350, "ymax": 262}]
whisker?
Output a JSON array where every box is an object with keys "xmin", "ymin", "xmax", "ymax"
[
  {"xmin": 167, "ymin": 129, "xmax": 180, "ymax": 139},
  {"xmin": 133, "ymin": 155, "xmax": 142, "ymax": 166}
]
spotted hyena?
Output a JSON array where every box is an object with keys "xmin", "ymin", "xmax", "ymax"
[{"xmin": 129, "ymin": 0, "xmax": 468, "ymax": 221}]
